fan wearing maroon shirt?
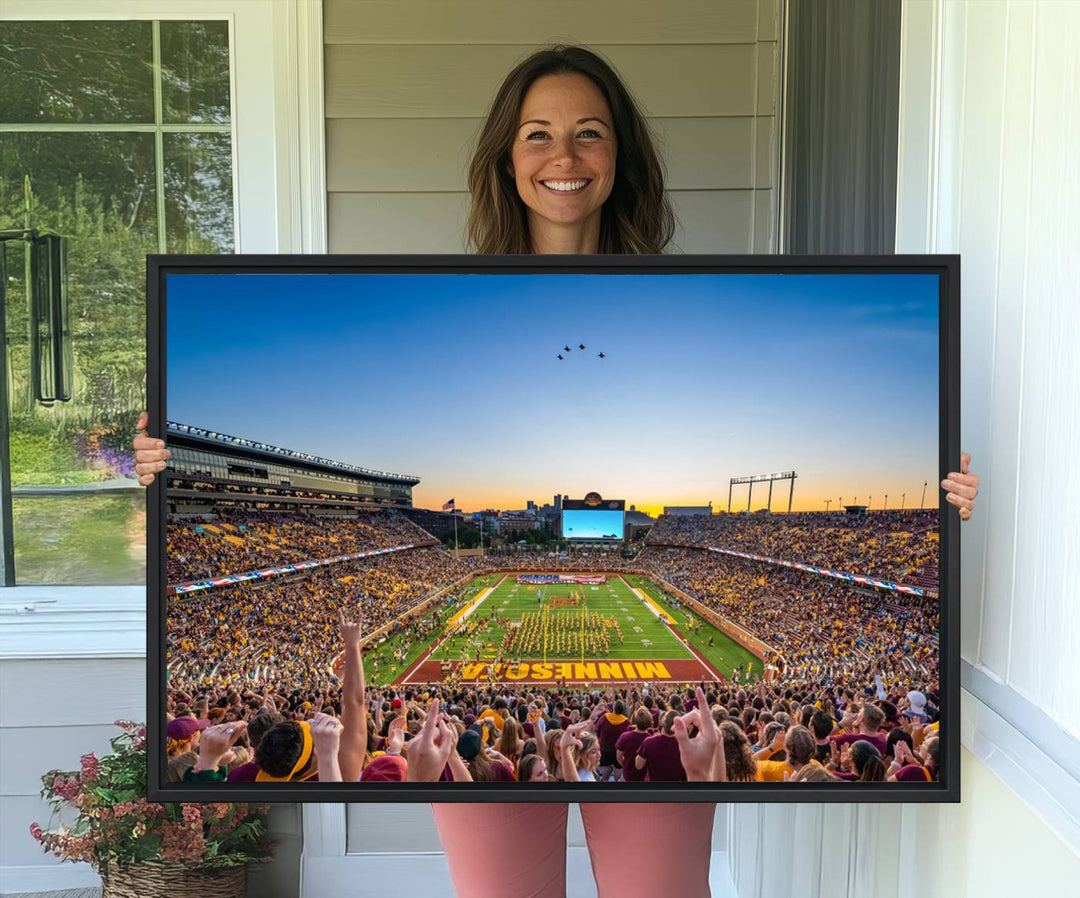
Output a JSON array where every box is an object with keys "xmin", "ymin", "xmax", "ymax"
[
  {"xmin": 554, "ymin": 701, "xmax": 571, "ymax": 731},
  {"xmin": 635, "ymin": 710, "xmax": 686, "ymax": 782},
  {"xmin": 615, "ymin": 707, "xmax": 654, "ymax": 783},
  {"xmin": 595, "ymin": 700, "xmax": 630, "ymax": 781},
  {"xmin": 642, "ymin": 694, "xmax": 660, "ymax": 729},
  {"xmin": 829, "ymin": 702, "xmax": 888, "ymax": 765}
]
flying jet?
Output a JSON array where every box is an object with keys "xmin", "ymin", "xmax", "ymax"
[
  {"xmin": 564, "ymin": 345, "xmax": 572, "ymax": 352},
  {"xmin": 557, "ymin": 354, "xmax": 564, "ymax": 360},
  {"xmin": 579, "ymin": 344, "xmax": 586, "ymax": 350},
  {"xmin": 598, "ymin": 352, "xmax": 606, "ymax": 358}
]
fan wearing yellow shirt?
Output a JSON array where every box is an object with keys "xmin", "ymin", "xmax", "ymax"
[{"xmin": 752, "ymin": 722, "xmax": 793, "ymax": 782}]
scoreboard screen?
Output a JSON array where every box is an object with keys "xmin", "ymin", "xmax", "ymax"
[
  {"xmin": 561, "ymin": 509, "xmax": 624, "ymax": 540},
  {"xmin": 561, "ymin": 496, "xmax": 625, "ymax": 540}
]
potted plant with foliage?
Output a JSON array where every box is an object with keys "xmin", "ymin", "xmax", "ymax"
[{"xmin": 30, "ymin": 720, "xmax": 273, "ymax": 898}]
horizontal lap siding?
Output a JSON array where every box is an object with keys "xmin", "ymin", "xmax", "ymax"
[
  {"xmin": 325, "ymin": 1, "xmax": 781, "ymax": 255},
  {"xmin": 0, "ymin": 658, "xmax": 146, "ymax": 869},
  {"xmin": 325, "ymin": 45, "xmax": 761, "ymax": 118},
  {"xmin": 327, "ymin": 117, "xmax": 768, "ymax": 192},
  {"xmin": 324, "ymin": 0, "xmax": 762, "ymax": 45}
]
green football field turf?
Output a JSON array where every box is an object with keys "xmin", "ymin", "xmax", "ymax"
[
  {"xmin": 362, "ymin": 573, "xmax": 764, "ymax": 682},
  {"xmin": 431, "ymin": 575, "xmax": 692, "ymax": 661},
  {"xmin": 622, "ymin": 574, "xmax": 763, "ymax": 678}
]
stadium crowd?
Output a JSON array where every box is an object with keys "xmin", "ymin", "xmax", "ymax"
[
  {"xmin": 167, "ymin": 610, "xmax": 941, "ymax": 787},
  {"xmin": 163, "ymin": 506, "xmax": 943, "ymax": 788},
  {"xmin": 646, "ymin": 511, "xmax": 939, "ymax": 588},
  {"xmin": 167, "ymin": 511, "xmax": 438, "ymax": 584},
  {"xmin": 167, "ymin": 547, "xmax": 469, "ymax": 692},
  {"xmin": 638, "ymin": 546, "xmax": 939, "ymax": 685}
]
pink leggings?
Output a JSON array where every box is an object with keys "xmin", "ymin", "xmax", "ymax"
[{"xmin": 431, "ymin": 802, "xmax": 716, "ymax": 898}]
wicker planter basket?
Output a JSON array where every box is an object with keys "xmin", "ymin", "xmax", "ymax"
[{"xmin": 101, "ymin": 862, "xmax": 247, "ymax": 898}]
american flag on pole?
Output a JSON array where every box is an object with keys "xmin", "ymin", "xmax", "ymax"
[{"xmin": 442, "ymin": 498, "xmax": 455, "ymax": 511}]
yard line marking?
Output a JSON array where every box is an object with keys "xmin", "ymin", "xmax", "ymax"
[
  {"xmin": 622, "ymin": 582, "xmax": 675, "ymax": 624},
  {"xmin": 443, "ymin": 574, "xmax": 507, "ymax": 632}
]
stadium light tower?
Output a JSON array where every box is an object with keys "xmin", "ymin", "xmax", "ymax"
[
  {"xmin": 728, "ymin": 471, "xmax": 797, "ymax": 513},
  {"xmin": 901, "ymin": 492, "xmax": 906, "ymax": 510},
  {"xmin": 825, "ymin": 499, "xmax": 832, "ymax": 512},
  {"xmin": 921, "ymin": 481, "xmax": 928, "ymax": 508}
]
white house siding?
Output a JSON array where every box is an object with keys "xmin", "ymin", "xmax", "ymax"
[
  {"xmin": 324, "ymin": 0, "xmax": 781, "ymax": 254},
  {"xmin": 0, "ymin": 660, "xmax": 146, "ymax": 882},
  {"xmin": 0, "ymin": 649, "xmax": 301, "ymax": 898}
]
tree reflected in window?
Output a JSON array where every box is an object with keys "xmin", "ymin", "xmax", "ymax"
[{"xmin": 0, "ymin": 20, "xmax": 234, "ymax": 584}]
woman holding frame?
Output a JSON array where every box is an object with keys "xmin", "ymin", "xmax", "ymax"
[{"xmin": 136, "ymin": 44, "xmax": 979, "ymax": 898}]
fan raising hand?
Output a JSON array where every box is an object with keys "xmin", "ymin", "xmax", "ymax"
[
  {"xmin": 672, "ymin": 686, "xmax": 727, "ymax": 782},
  {"xmin": 405, "ymin": 700, "xmax": 456, "ymax": 782}
]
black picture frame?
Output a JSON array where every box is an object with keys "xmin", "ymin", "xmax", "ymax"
[{"xmin": 146, "ymin": 253, "xmax": 960, "ymax": 803}]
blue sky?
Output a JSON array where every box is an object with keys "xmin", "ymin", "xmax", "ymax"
[{"xmin": 167, "ymin": 271, "xmax": 940, "ymax": 514}]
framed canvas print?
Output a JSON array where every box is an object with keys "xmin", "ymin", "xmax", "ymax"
[{"xmin": 146, "ymin": 254, "xmax": 960, "ymax": 802}]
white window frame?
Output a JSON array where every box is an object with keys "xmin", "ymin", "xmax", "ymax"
[{"xmin": 0, "ymin": 0, "xmax": 326, "ymax": 657}]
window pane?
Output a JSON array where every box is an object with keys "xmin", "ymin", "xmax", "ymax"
[
  {"xmin": 12, "ymin": 493, "xmax": 145, "ymax": 585},
  {"xmin": 0, "ymin": 133, "xmax": 159, "ymax": 236},
  {"xmin": 164, "ymin": 133, "xmax": 235, "ymax": 252},
  {"xmin": 0, "ymin": 21, "xmax": 154, "ymax": 124},
  {"xmin": 1, "ymin": 20, "xmax": 234, "ymax": 586},
  {"xmin": 2, "ymin": 132, "xmax": 155, "ymax": 584},
  {"xmin": 160, "ymin": 21, "xmax": 232, "ymax": 124}
]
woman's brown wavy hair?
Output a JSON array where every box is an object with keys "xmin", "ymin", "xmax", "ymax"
[
  {"xmin": 720, "ymin": 721, "xmax": 757, "ymax": 783},
  {"xmin": 466, "ymin": 45, "xmax": 675, "ymax": 255}
]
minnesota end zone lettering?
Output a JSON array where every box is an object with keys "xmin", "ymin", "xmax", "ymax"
[
  {"xmin": 399, "ymin": 656, "xmax": 719, "ymax": 685},
  {"xmin": 463, "ymin": 661, "xmax": 670, "ymax": 680},
  {"xmin": 461, "ymin": 661, "xmax": 673, "ymax": 681}
]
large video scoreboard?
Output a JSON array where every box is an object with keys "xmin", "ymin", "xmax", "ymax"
[{"xmin": 561, "ymin": 493, "xmax": 626, "ymax": 541}]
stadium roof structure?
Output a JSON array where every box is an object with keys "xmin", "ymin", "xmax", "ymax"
[
  {"xmin": 166, "ymin": 421, "xmax": 421, "ymax": 486},
  {"xmin": 663, "ymin": 506, "xmax": 713, "ymax": 516}
]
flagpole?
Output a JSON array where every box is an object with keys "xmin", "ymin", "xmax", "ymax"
[{"xmin": 453, "ymin": 509, "xmax": 458, "ymax": 558}]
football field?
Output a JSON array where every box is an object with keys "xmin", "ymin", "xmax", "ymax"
[{"xmin": 394, "ymin": 573, "xmax": 762, "ymax": 687}]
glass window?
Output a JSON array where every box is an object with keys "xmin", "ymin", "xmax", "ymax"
[
  {"xmin": 0, "ymin": 22, "xmax": 155, "ymax": 124},
  {"xmin": 159, "ymin": 21, "xmax": 231, "ymax": 125},
  {"xmin": 0, "ymin": 20, "xmax": 234, "ymax": 584},
  {"xmin": 163, "ymin": 133, "xmax": 234, "ymax": 253}
]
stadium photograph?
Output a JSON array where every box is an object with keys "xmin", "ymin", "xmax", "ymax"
[{"xmin": 158, "ymin": 267, "xmax": 946, "ymax": 791}]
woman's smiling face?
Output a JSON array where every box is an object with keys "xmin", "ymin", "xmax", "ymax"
[{"xmin": 509, "ymin": 73, "xmax": 616, "ymax": 237}]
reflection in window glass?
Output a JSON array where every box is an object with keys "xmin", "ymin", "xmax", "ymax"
[
  {"xmin": 0, "ymin": 133, "xmax": 159, "ymax": 244},
  {"xmin": 12, "ymin": 494, "xmax": 145, "ymax": 585},
  {"xmin": 160, "ymin": 21, "xmax": 232, "ymax": 124},
  {"xmin": 164, "ymin": 133, "xmax": 235, "ymax": 253},
  {"xmin": 0, "ymin": 22, "xmax": 154, "ymax": 124},
  {"xmin": 1, "ymin": 20, "xmax": 234, "ymax": 585},
  {"xmin": 1, "ymin": 132, "xmax": 156, "ymax": 444}
]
